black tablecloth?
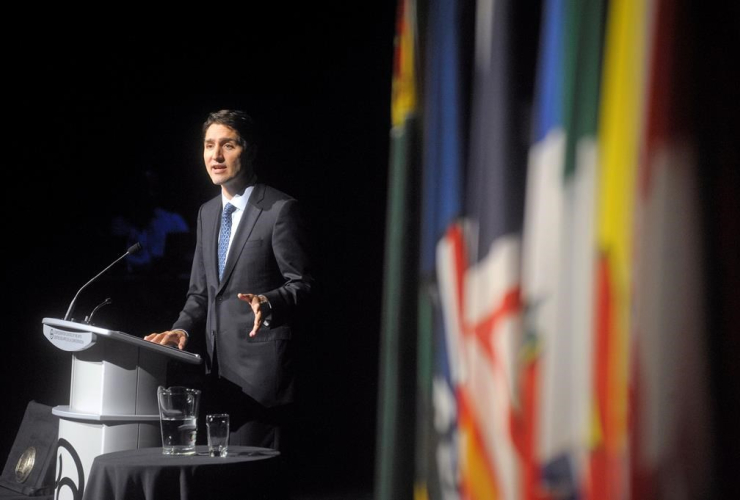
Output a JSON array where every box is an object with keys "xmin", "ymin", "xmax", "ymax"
[{"xmin": 82, "ymin": 446, "xmax": 281, "ymax": 500}]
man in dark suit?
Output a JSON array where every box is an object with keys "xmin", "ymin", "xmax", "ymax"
[{"xmin": 145, "ymin": 109, "xmax": 314, "ymax": 454}]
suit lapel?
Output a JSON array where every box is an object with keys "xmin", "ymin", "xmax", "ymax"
[
  {"xmin": 203, "ymin": 196, "xmax": 222, "ymax": 285},
  {"xmin": 218, "ymin": 183, "xmax": 265, "ymax": 288}
]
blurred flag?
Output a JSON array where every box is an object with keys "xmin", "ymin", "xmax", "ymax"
[
  {"xmin": 557, "ymin": 0, "xmax": 607, "ymax": 498},
  {"xmin": 417, "ymin": 0, "xmax": 536, "ymax": 497},
  {"xmin": 587, "ymin": 0, "xmax": 648, "ymax": 498},
  {"xmin": 444, "ymin": 0, "xmax": 529, "ymax": 498},
  {"xmin": 519, "ymin": 0, "xmax": 570, "ymax": 496},
  {"xmin": 520, "ymin": 0, "xmax": 607, "ymax": 498},
  {"xmin": 630, "ymin": 0, "xmax": 714, "ymax": 498},
  {"xmin": 414, "ymin": 0, "xmax": 467, "ymax": 498},
  {"xmin": 380, "ymin": 0, "xmax": 723, "ymax": 498},
  {"xmin": 375, "ymin": 0, "xmax": 422, "ymax": 498}
]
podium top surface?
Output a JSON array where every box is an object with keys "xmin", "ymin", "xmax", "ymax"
[{"xmin": 42, "ymin": 317, "xmax": 202, "ymax": 365}]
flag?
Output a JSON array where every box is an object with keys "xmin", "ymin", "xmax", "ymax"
[
  {"xmin": 415, "ymin": 0, "xmax": 467, "ymax": 498},
  {"xmin": 417, "ymin": 0, "xmax": 537, "ymax": 497},
  {"xmin": 630, "ymin": 0, "xmax": 713, "ymax": 497},
  {"xmin": 519, "ymin": 0, "xmax": 570, "ymax": 496},
  {"xmin": 588, "ymin": 0, "xmax": 648, "ymax": 497},
  {"xmin": 519, "ymin": 0, "xmax": 608, "ymax": 498},
  {"xmin": 544, "ymin": 0, "xmax": 606, "ymax": 497},
  {"xmin": 375, "ymin": 0, "xmax": 422, "ymax": 498},
  {"xmin": 380, "ymin": 0, "xmax": 726, "ymax": 498},
  {"xmin": 447, "ymin": 0, "xmax": 529, "ymax": 498}
]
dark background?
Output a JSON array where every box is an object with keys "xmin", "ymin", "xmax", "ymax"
[{"xmin": 3, "ymin": 3, "xmax": 397, "ymax": 497}]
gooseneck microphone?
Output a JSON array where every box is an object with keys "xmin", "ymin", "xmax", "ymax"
[{"xmin": 63, "ymin": 242, "xmax": 143, "ymax": 322}]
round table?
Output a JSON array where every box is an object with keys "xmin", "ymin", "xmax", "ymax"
[{"xmin": 81, "ymin": 446, "xmax": 281, "ymax": 500}]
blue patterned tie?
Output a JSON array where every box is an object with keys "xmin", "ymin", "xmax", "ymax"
[{"xmin": 218, "ymin": 203, "xmax": 237, "ymax": 280}]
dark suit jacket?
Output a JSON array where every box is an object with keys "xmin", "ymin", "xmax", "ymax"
[{"xmin": 172, "ymin": 183, "xmax": 313, "ymax": 407}]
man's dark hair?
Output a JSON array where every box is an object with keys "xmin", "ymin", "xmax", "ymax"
[{"xmin": 203, "ymin": 109, "xmax": 259, "ymax": 163}]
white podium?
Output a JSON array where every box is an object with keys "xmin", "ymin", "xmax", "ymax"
[{"xmin": 42, "ymin": 317, "xmax": 202, "ymax": 500}]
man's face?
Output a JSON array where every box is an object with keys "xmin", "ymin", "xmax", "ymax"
[{"xmin": 203, "ymin": 124, "xmax": 251, "ymax": 189}]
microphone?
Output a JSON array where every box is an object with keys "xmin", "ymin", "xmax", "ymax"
[{"xmin": 63, "ymin": 242, "xmax": 143, "ymax": 322}]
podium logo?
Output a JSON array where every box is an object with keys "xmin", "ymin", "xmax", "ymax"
[
  {"xmin": 15, "ymin": 446, "xmax": 35, "ymax": 483},
  {"xmin": 43, "ymin": 326, "xmax": 95, "ymax": 352},
  {"xmin": 55, "ymin": 438, "xmax": 84, "ymax": 500}
]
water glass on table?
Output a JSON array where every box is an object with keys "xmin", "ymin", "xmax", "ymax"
[{"xmin": 206, "ymin": 413, "xmax": 230, "ymax": 457}]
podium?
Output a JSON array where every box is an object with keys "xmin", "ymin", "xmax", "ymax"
[{"xmin": 42, "ymin": 318, "xmax": 201, "ymax": 500}]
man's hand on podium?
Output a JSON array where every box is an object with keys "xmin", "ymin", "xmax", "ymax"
[{"xmin": 144, "ymin": 330, "xmax": 188, "ymax": 350}]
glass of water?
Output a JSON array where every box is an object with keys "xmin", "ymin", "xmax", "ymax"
[{"xmin": 206, "ymin": 413, "xmax": 230, "ymax": 457}]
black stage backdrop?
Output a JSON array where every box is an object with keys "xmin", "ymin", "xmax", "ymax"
[{"xmin": 3, "ymin": 4, "xmax": 396, "ymax": 494}]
